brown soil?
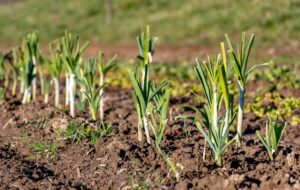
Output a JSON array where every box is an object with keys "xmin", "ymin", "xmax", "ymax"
[{"xmin": 0, "ymin": 81, "xmax": 300, "ymax": 190}]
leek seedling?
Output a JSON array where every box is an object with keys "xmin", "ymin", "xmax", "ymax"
[
  {"xmin": 0, "ymin": 53, "xmax": 9, "ymax": 88},
  {"xmin": 256, "ymin": 117, "xmax": 286, "ymax": 161},
  {"xmin": 11, "ymin": 49, "xmax": 21, "ymax": 96},
  {"xmin": 149, "ymin": 87, "xmax": 181, "ymax": 181},
  {"xmin": 130, "ymin": 25, "xmax": 167, "ymax": 144},
  {"xmin": 194, "ymin": 55, "xmax": 236, "ymax": 166},
  {"xmin": 48, "ymin": 41, "xmax": 63, "ymax": 107},
  {"xmin": 22, "ymin": 59, "xmax": 36, "ymax": 104},
  {"xmin": 43, "ymin": 79, "xmax": 51, "ymax": 104},
  {"xmin": 0, "ymin": 53, "xmax": 4, "ymax": 81},
  {"xmin": 62, "ymin": 31, "xmax": 89, "ymax": 117},
  {"xmin": 0, "ymin": 87, "xmax": 4, "ymax": 103},
  {"xmin": 97, "ymin": 52, "xmax": 117, "ymax": 120},
  {"xmin": 26, "ymin": 32, "xmax": 39, "ymax": 101},
  {"xmin": 225, "ymin": 32, "xmax": 268, "ymax": 146},
  {"xmin": 80, "ymin": 59, "xmax": 106, "ymax": 121}
]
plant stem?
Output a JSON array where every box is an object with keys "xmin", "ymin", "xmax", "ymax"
[
  {"xmin": 4, "ymin": 72, "xmax": 9, "ymax": 88},
  {"xmin": 39, "ymin": 69, "xmax": 44, "ymax": 95},
  {"xmin": 137, "ymin": 116, "xmax": 143, "ymax": 141},
  {"xmin": 143, "ymin": 116, "xmax": 151, "ymax": 144},
  {"xmin": 69, "ymin": 74, "xmax": 75, "ymax": 117},
  {"xmin": 216, "ymin": 154, "xmax": 222, "ymax": 166},
  {"xmin": 44, "ymin": 93, "xmax": 49, "ymax": 104},
  {"xmin": 237, "ymin": 83, "xmax": 245, "ymax": 146},
  {"xmin": 54, "ymin": 78, "xmax": 60, "ymax": 107},
  {"xmin": 213, "ymin": 87, "xmax": 218, "ymax": 131},
  {"xmin": 12, "ymin": 79, "xmax": 17, "ymax": 96},
  {"xmin": 22, "ymin": 88, "xmax": 30, "ymax": 104},
  {"xmin": 99, "ymin": 74, "xmax": 104, "ymax": 120},
  {"xmin": 65, "ymin": 74, "xmax": 69, "ymax": 106},
  {"xmin": 90, "ymin": 106, "xmax": 97, "ymax": 121},
  {"xmin": 32, "ymin": 56, "xmax": 37, "ymax": 101}
]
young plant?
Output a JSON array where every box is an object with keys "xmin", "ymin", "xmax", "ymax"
[
  {"xmin": 130, "ymin": 26, "xmax": 167, "ymax": 144},
  {"xmin": 11, "ymin": 49, "xmax": 21, "ymax": 96},
  {"xmin": 43, "ymin": 79, "xmax": 51, "ymax": 104},
  {"xmin": 0, "ymin": 53, "xmax": 9, "ymax": 88},
  {"xmin": 0, "ymin": 87, "xmax": 4, "ymax": 103},
  {"xmin": 0, "ymin": 53, "xmax": 5, "ymax": 81},
  {"xmin": 62, "ymin": 31, "xmax": 89, "ymax": 117},
  {"xmin": 194, "ymin": 55, "xmax": 236, "ymax": 166},
  {"xmin": 97, "ymin": 52, "xmax": 117, "ymax": 120},
  {"xmin": 22, "ymin": 59, "xmax": 36, "ymax": 104},
  {"xmin": 28, "ymin": 141, "xmax": 59, "ymax": 161},
  {"xmin": 26, "ymin": 32, "xmax": 39, "ymax": 101},
  {"xmin": 225, "ymin": 32, "xmax": 268, "ymax": 146},
  {"xmin": 48, "ymin": 41, "xmax": 63, "ymax": 107},
  {"xmin": 80, "ymin": 59, "xmax": 106, "ymax": 121},
  {"xmin": 149, "ymin": 87, "xmax": 181, "ymax": 181},
  {"xmin": 256, "ymin": 117, "xmax": 286, "ymax": 161}
]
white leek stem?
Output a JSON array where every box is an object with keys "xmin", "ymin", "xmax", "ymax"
[
  {"xmin": 99, "ymin": 74, "xmax": 104, "ymax": 120},
  {"xmin": 54, "ymin": 78, "xmax": 60, "ymax": 107},
  {"xmin": 143, "ymin": 116, "xmax": 151, "ymax": 144},
  {"xmin": 69, "ymin": 74, "xmax": 75, "ymax": 117},
  {"xmin": 213, "ymin": 87, "xmax": 218, "ymax": 131},
  {"xmin": 22, "ymin": 88, "xmax": 30, "ymax": 104},
  {"xmin": 65, "ymin": 74, "xmax": 69, "ymax": 106},
  {"xmin": 32, "ymin": 56, "xmax": 37, "ymax": 101}
]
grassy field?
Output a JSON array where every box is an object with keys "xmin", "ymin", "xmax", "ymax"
[{"xmin": 0, "ymin": 0, "xmax": 300, "ymax": 48}]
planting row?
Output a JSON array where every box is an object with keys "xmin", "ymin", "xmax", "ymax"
[{"xmin": 0, "ymin": 26, "xmax": 287, "ymax": 181}]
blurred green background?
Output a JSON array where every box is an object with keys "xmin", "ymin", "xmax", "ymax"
[
  {"xmin": 0, "ymin": 0, "xmax": 299, "ymax": 44},
  {"xmin": 0, "ymin": 0, "xmax": 300, "ymax": 64}
]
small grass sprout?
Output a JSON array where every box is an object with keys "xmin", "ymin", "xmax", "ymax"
[
  {"xmin": 225, "ymin": 32, "xmax": 268, "ymax": 146},
  {"xmin": 63, "ymin": 121, "xmax": 112, "ymax": 145},
  {"xmin": 256, "ymin": 117, "xmax": 286, "ymax": 161},
  {"xmin": 29, "ymin": 141, "xmax": 59, "ymax": 161}
]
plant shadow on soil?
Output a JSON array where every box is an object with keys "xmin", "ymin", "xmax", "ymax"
[{"xmin": 0, "ymin": 84, "xmax": 300, "ymax": 189}]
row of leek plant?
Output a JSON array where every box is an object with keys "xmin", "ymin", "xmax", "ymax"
[{"xmin": 0, "ymin": 31, "xmax": 116, "ymax": 122}]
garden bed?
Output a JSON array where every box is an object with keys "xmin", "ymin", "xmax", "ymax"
[{"xmin": 0, "ymin": 85, "xmax": 299, "ymax": 190}]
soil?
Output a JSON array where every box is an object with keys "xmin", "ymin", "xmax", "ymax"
[{"xmin": 0, "ymin": 79, "xmax": 300, "ymax": 190}]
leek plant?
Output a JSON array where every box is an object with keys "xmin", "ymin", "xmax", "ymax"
[
  {"xmin": 11, "ymin": 49, "xmax": 21, "ymax": 96},
  {"xmin": 80, "ymin": 59, "xmax": 105, "ymax": 121},
  {"xmin": 22, "ymin": 59, "xmax": 36, "ymax": 104},
  {"xmin": 0, "ymin": 87, "xmax": 4, "ymax": 103},
  {"xmin": 225, "ymin": 32, "xmax": 268, "ymax": 146},
  {"xmin": 43, "ymin": 79, "xmax": 51, "ymax": 104},
  {"xmin": 256, "ymin": 117, "xmax": 286, "ymax": 161},
  {"xmin": 129, "ymin": 26, "xmax": 167, "ymax": 144},
  {"xmin": 0, "ymin": 53, "xmax": 9, "ymax": 88},
  {"xmin": 48, "ymin": 41, "xmax": 63, "ymax": 107},
  {"xmin": 26, "ymin": 32, "xmax": 39, "ymax": 101},
  {"xmin": 194, "ymin": 54, "xmax": 236, "ymax": 166},
  {"xmin": 149, "ymin": 87, "xmax": 181, "ymax": 181},
  {"xmin": 62, "ymin": 31, "xmax": 89, "ymax": 117},
  {"xmin": 0, "ymin": 53, "xmax": 4, "ymax": 81},
  {"xmin": 97, "ymin": 52, "xmax": 117, "ymax": 120}
]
